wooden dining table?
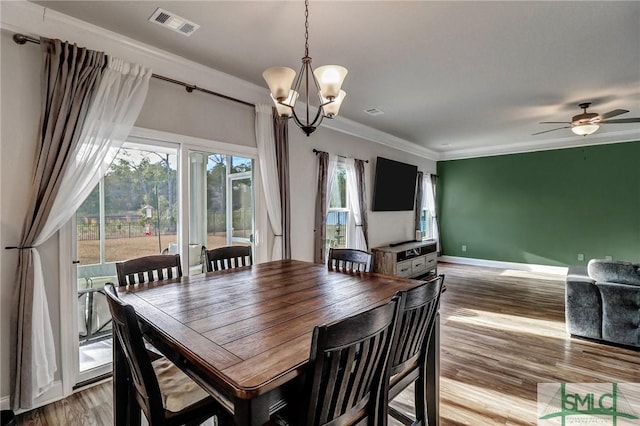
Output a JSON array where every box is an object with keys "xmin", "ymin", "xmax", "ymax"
[{"xmin": 113, "ymin": 259, "xmax": 440, "ymax": 426}]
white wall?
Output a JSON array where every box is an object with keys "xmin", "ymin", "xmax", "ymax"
[
  {"xmin": 0, "ymin": 1, "xmax": 435, "ymax": 407},
  {"xmin": 136, "ymin": 79, "xmax": 255, "ymax": 147},
  {"xmin": 289, "ymin": 128, "xmax": 435, "ymax": 261}
]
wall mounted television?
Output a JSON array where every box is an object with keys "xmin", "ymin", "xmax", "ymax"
[{"xmin": 372, "ymin": 157, "xmax": 418, "ymax": 211}]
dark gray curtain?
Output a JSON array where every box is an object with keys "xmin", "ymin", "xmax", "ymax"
[
  {"xmin": 273, "ymin": 109, "xmax": 291, "ymax": 259},
  {"xmin": 355, "ymin": 159, "xmax": 369, "ymax": 249},
  {"xmin": 414, "ymin": 171, "xmax": 424, "ymax": 237},
  {"xmin": 11, "ymin": 38, "xmax": 105, "ymax": 409},
  {"xmin": 314, "ymin": 152, "xmax": 329, "ymax": 263}
]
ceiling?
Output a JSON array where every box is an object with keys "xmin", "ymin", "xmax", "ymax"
[{"xmin": 30, "ymin": 1, "xmax": 640, "ymax": 157}]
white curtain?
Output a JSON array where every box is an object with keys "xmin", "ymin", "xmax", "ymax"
[
  {"xmin": 345, "ymin": 158, "xmax": 366, "ymax": 250},
  {"xmin": 425, "ymin": 173, "xmax": 440, "ymax": 252},
  {"xmin": 29, "ymin": 57, "xmax": 151, "ymax": 395},
  {"xmin": 255, "ymin": 104, "xmax": 283, "ymax": 260},
  {"xmin": 326, "ymin": 155, "xmax": 338, "ymax": 219}
]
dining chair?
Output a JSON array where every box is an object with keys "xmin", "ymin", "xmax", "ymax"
[
  {"xmin": 273, "ymin": 297, "xmax": 400, "ymax": 426},
  {"xmin": 387, "ymin": 274, "xmax": 445, "ymax": 426},
  {"xmin": 327, "ymin": 247, "xmax": 373, "ymax": 272},
  {"xmin": 116, "ymin": 254, "xmax": 182, "ymax": 286},
  {"xmin": 104, "ymin": 283, "xmax": 232, "ymax": 426},
  {"xmin": 205, "ymin": 245, "xmax": 252, "ymax": 272}
]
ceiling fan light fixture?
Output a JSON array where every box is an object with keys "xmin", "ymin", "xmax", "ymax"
[
  {"xmin": 262, "ymin": 0, "xmax": 347, "ymax": 136},
  {"xmin": 571, "ymin": 123, "xmax": 600, "ymax": 136}
]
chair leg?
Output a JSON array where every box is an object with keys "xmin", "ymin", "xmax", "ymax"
[
  {"xmin": 425, "ymin": 314, "xmax": 440, "ymax": 426},
  {"xmin": 415, "ymin": 372, "xmax": 428, "ymax": 425}
]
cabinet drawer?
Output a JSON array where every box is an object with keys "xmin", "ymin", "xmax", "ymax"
[
  {"xmin": 396, "ymin": 260, "xmax": 413, "ymax": 277},
  {"xmin": 411, "ymin": 256, "xmax": 428, "ymax": 274}
]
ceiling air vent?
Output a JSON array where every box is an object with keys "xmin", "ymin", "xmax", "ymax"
[
  {"xmin": 364, "ymin": 107, "xmax": 385, "ymax": 116},
  {"xmin": 148, "ymin": 8, "xmax": 200, "ymax": 37}
]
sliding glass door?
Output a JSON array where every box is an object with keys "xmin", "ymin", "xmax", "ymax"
[{"xmin": 74, "ymin": 142, "xmax": 178, "ymax": 383}]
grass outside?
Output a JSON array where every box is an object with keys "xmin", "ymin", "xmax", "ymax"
[{"xmin": 77, "ymin": 233, "xmax": 234, "ymax": 265}]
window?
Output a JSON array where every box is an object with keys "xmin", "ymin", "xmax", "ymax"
[
  {"xmin": 421, "ymin": 174, "xmax": 437, "ymax": 241},
  {"xmin": 189, "ymin": 151, "xmax": 255, "ymax": 272},
  {"xmin": 420, "ymin": 209, "xmax": 433, "ymax": 239},
  {"xmin": 325, "ymin": 164, "xmax": 350, "ymax": 253}
]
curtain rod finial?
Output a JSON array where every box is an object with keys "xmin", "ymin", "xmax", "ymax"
[{"xmin": 13, "ymin": 34, "xmax": 28, "ymax": 44}]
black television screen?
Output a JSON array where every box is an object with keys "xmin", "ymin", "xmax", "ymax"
[{"xmin": 372, "ymin": 157, "xmax": 418, "ymax": 211}]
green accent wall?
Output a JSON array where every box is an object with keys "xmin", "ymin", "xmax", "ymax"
[{"xmin": 437, "ymin": 141, "xmax": 640, "ymax": 267}]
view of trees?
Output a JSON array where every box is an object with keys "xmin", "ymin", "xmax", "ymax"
[
  {"xmin": 76, "ymin": 149, "xmax": 178, "ymax": 237},
  {"xmin": 76, "ymin": 149, "xmax": 253, "ymax": 238},
  {"xmin": 206, "ymin": 154, "xmax": 253, "ymax": 234}
]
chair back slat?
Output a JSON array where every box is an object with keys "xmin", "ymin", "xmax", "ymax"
[
  {"xmin": 390, "ymin": 274, "xmax": 444, "ymax": 376},
  {"xmin": 327, "ymin": 248, "xmax": 373, "ymax": 273},
  {"xmin": 104, "ymin": 283, "xmax": 164, "ymax": 424},
  {"xmin": 306, "ymin": 297, "xmax": 399, "ymax": 426},
  {"xmin": 205, "ymin": 246, "xmax": 253, "ymax": 272},
  {"xmin": 116, "ymin": 254, "xmax": 182, "ymax": 286}
]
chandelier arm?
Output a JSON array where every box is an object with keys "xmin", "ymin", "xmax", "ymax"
[
  {"xmin": 304, "ymin": 61, "xmax": 311, "ymax": 124},
  {"xmin": 293, "ymin": 61, "xmax": 306, "ymax": 96},
  {"xmin": 290, "ymin": 108, "xmax": 305, "ymax": 129},
  {"xmin": 290, "ymin": 101, "xmax": 324, "ymax": 128},
  {"xmin": 319, "ymin": 99, "xmax": 335, "ymax": 108},
  {"xmin": 277, "ymin": 100, "xmax": 294, "ymax": 109}
]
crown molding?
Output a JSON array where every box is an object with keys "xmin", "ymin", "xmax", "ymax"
[
  {"xmin": 322, "ymin": 114, "xmax": 439, "ymax": 160},
  {"xmin": 1, "ymin": 0, "xmax": 435, "ymax": 161},
  {"xmin": 438, "ymin": 128, "xmax": 640, "ymax": 161}
]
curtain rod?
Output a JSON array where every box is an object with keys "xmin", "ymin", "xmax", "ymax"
[
  {"xmin": 12, "ymin": 33, "xmax": 255, "ymax": 108},
  {"xmin": 312, "ymin": 149, "xmax": 369, "ymax": 163}
]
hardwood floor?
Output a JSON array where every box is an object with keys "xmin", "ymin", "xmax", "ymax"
[{"xmin": 16, "ymin": 262, "xmax": 639, "ymax": 425}]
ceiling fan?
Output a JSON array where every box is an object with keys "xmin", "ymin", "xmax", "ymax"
[{"xmin": 533, "ymin": 102, "xmax": 640, "ymax": 136}]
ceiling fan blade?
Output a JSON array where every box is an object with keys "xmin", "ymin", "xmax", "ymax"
[
  {"xmin": 597, "ymin": 109, "xmax": 629, "ymax": 120},
  {"xmin": 599, "ymin": 118, "xmax": 640, "ymax": 124},
  {"xmin": 539, "ymin": 121, "xmax": 571, "ymax": 124},
  {"xmin": 532, "ymin": 126, "xmax": 570, "ymax": 136}
]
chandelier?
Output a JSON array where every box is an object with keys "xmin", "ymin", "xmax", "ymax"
[{"xmin": 263, "ymin": 0, "xmax": 347, "ymax": 136}]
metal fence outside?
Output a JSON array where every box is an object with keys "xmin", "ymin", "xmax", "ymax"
[{"xmin": 77, "ymin": 217, "xmax": 176, "ymax": 241}]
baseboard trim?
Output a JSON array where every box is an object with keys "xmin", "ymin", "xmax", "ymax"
[
  {"xmin": 438, "ymin": 255, "xmax": 569, "ymax": 276},
  {"xmin": 0, "ymin": 380, "xmax": 63, "ymax": 414}
]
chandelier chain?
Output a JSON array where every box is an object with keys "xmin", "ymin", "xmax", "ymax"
[{"xmin": 304, "ymin": 0, "xmax": 309, "ymax": 57}]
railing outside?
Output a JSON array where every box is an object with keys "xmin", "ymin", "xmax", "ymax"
[
  {"xmin": 78, "ymin": 287, "xmax": 112, "ymax": 346},
  {"xmin": 326, "ymin": 210, "xmax": 348, "ymax": 249}
]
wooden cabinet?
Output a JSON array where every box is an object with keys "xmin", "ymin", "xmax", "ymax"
[{"xmin": 372, "ymin": 240, "xmax": 437, "ymax": 279}]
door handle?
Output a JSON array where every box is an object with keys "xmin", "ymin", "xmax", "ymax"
[{"xmin": 72, "ymin": 260, "xmax": 81, "ymax": 264}]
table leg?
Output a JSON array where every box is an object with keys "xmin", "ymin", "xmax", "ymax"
[
  {"xmin": 427, "ymin": 313, "xmax": 440, "ymax": 426},
  {"xmin": 233, "ymin": 395, "xmax": 271, "ymax": 426},
  {"xmin": 113, "ymin": 335, "xmax": 140, "ymax": 426}
]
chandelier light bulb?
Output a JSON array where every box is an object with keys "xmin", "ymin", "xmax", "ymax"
[{"xmin": 314, "ymin": 65, "xmax": 348, "ymax": 100}]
